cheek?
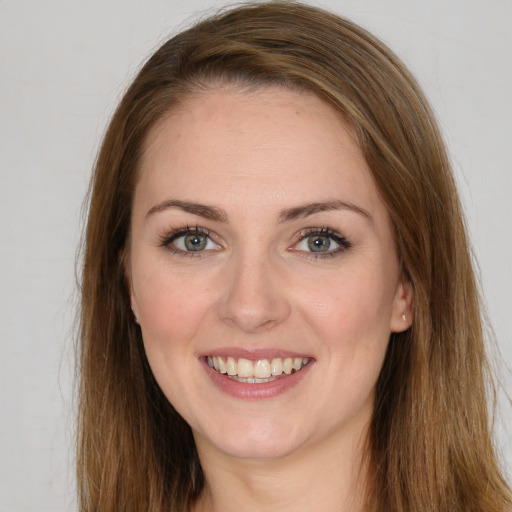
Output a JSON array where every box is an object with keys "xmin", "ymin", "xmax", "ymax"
[
  {"xmin": 303, "ymin": 270, "xmax": 394, "ymax": 331},
  {"xmin": 139, "ymin": 279, "xmax": 211, "ymax": 342},
  {"xmin": 134, "ymin": 271, "xmax": 217, "ymax": 407},
  {"xmin": 133, "ymin": 266, "xmax": 216, "ymax": 354},
  {"xmin": 297, "ymin": 267, "xmax": 395, "ymax": 368}
]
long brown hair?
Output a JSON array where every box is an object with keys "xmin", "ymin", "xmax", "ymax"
[{"xmin": 77, "ymin": 2, "xmax": 511, "ymax": 510}]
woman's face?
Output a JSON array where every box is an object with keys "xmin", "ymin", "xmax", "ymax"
[{"xmin": 129, "ymin": 86, "xmax": 412, "ymax": 460}]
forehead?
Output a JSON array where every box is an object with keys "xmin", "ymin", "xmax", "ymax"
[
  {"xmin": 136, "ymin": 85, "xmax": 383, "ymax": 219},
  {"xmin": 143, "ymin": 85, "xmax": 351, "ymax": 158}
]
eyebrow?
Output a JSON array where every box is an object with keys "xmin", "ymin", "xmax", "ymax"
[
  {"xmin": 146, "ymin": 199, "xmax": 372, "ymax": 224},
  {"xmin": 277, "ymin": 200, "xmax": 373, "ymax": 224},
  {"xmin": 146, "ymin": 199, "xmax": 228, "ymax": 222}
]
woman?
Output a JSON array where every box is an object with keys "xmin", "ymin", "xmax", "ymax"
[{"xmin": 77, "ymin": 2, "xmax": 512, "ymax": 511}]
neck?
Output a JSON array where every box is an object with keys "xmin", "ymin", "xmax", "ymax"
[{"xmin": 191, "ymin": 426, "xmax": 369, "ymax": 512}]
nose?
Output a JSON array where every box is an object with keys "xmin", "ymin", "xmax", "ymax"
[{"xmin": 217, "ymin": 250, "xmax": 291, "ymax": 334}]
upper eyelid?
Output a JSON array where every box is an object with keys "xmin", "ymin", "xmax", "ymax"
[
  {"xmin": 170, "ymin": 225, "xmax": 210, "ymax": 237},
  {"xmin": 294, "ymin": 226, "xmax": 346, "ymax": 240},
  {"xmin": 159, "ymin": 225, "xmax": 213, "ymax": 246},
  {"xmin": 159, "ymin": 225, "xmax": 350, "ymax": 249},
  {"xmin": 293, "ymin": 227, "xmax": 352, "ymax": 251},
  {"xmin": 159, "ymin": 226, "xmax": 222, "ymax": 258}
]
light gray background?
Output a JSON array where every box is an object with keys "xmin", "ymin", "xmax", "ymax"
[{"xmin": 1, "ymin": 1, "xmax": 511, "ymax": 510}]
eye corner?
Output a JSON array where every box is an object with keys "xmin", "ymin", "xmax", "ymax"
[
  {"xmin": 158, "ymin": 225, "xmax": 222, "ymax": 257},
  {"xmin": 290, "ymin": 226, "xmax": 352, "ymax": 259}
]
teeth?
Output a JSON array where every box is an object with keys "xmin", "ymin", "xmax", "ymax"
[
  {"xmin": 292, "ymin": 357, "xmax": 303, "ymax": 371},
  {"xmin": 254, "ymin": 359, "xmax": 271, "ymax": 379},
  {"xmin": 218, "ymin": 356, "xmax": 227, "ymax": 374},
  {"xmin": 230, "ymin": 375, "xmax": 276, "ymax": 383},
  {"xmin": 208, "ymin": 355, "xmax": 310, "ymax": 380},
  {"xmin": 270, "ymin": 358, "xmax": 283, "ymax": 376},
  {"xmin": 226, "ymin": 356, "xmax": 237, "ymax": 376},
  {"xmin": 237, "ymin": 358, "xmax": 253, "ymax": 378}
]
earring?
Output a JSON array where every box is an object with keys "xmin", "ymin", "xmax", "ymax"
[{"xmin": 401, "ymin": 314, "xmax": 407, "ymax": 321}]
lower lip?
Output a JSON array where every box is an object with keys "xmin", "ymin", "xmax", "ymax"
[{"xmin": 201, "ymin": 358, "xmax": 314, "ymax": 399}]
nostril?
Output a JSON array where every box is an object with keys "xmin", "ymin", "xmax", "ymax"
[
  {"xmin": 217, "ymin": 289, "xmax": 291, "ymax": 333},
  {"xmin": 216, "ymin": 258, "xmax": 292, "ymax": 332}
]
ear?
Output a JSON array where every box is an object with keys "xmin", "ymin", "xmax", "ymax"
[
  {"xmin": 120, "ymin": 247, "xmax": 140, "ymax": 325},
  {"xmin": 389, "ymin": 275, "xmax": 414, "ymax": 332},
  {"xmin": 130, "ymin": 290, "xmax": 141, "ymax": 325}
]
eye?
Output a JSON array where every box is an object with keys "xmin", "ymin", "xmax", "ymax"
[
  {"xmin": 303, "ymin": 234, "xmax": 336, "ymax": 253},
  {"xmin": 293, "ymin": 228, "xmax": 351, "ymax": 257},
  {"xmin": 160, "ymin": 227, "xmax": 221, "ymax": 255},
  {"xmin": 174, "ymin": 232, "xmax": 215, "ymax": 251}
]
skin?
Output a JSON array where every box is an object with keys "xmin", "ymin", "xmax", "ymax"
[{"xmin": 128, "ymin": 85, "xmax": 413, "ymax": 512}]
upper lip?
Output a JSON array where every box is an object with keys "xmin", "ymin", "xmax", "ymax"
[{"xmin": 199, "ymin": 347, "xmax": 313, "ymax": 360}]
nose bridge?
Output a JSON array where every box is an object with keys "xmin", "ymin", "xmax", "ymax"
[{"xmin": 218, "ymin": 243, "xmax": 290, "ymax": 333}]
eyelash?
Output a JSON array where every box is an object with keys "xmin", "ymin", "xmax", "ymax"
[
  {"xmin": 158, "ymin": 225, "xmax": 352, "ymax": 259},
  {"xmin": 293, "ymin": 227, "xmax": 352, "ymax": 259},
  {"xmin": 158, "ymin": 225, "xmax": 217, "ymax": 258}
]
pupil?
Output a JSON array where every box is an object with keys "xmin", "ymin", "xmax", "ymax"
[
  {"xmin": 308, "ymin": 235, "xmax": 330, "ymax": 252},
  {"xmin": 185, "ymin": 234, "xmax": 207, "ymax": 251}
]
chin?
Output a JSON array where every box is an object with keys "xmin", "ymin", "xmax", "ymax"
[{"xmin": 194, "ymin": 418, "xmax": 305, "ymax": 460}]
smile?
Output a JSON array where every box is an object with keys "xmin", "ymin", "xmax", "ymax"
[{"xmin": 206, "ymin": 356, "xmax": 310, "ymax": 383}]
